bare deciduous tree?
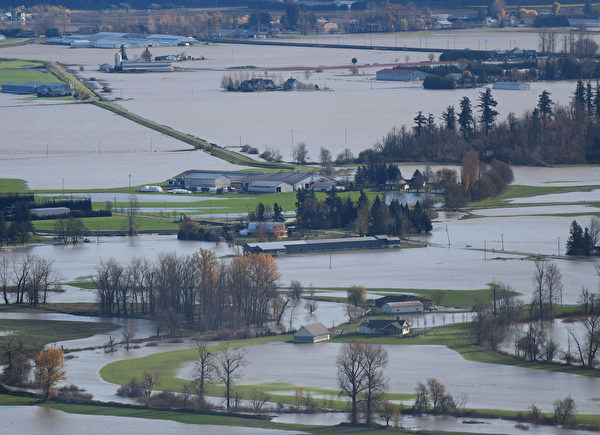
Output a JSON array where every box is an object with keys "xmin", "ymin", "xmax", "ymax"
[
  {"xmin": 292, "ymin": 142, "xmax": 309, "ymax": 164},
  {"xmin": 214, "ymin": 346, "xmax": 247, "ymax": 409},
  {"xmin": 121, "ymin": 320, "xmax": 136, "ymax": 351},
  {"xmin": 193, "ymin": 341, "xmax": 214, "ymax": 401}
]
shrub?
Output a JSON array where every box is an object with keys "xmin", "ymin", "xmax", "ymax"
[
  {"xmin": 423, "ymin": 74, "xmax": 456, "ymax": 89},
  {"xmin": 117, "ymin": 378, "xmax": 145, "ymax": 398}
]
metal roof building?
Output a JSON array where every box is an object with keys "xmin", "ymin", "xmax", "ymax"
[
  {"xmin": 293, "ymin": 322, "xmax": 330, "ymax": 343},
  {"xmin": 244, "ymin": 235, "xmax": 401, "ymax": 256}
]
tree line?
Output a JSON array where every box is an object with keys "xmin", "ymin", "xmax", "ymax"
[
  {"xmin": 472, "ymin": 260, "xmax": 600, "ymax": 370},
  {"xmin": 94, "ymin": 250, "xmax": 296, "ymax": 333},
  {"xmin": 360, "ymin": 83, "xmax": 600, "ymax": 166},
  {"xmin": 295, "ymin": 189, "xmax": 432, "ymax": 236}
]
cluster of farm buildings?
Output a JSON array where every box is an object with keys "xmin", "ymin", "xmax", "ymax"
[
  {"xmin": 293, "ymin": 295, "xmax": 432, "ymax": 343},
  {"xmin": 168, "ymin": 170, "xmax": 337, "ymax": 194},
  {"xmin": 46, "ymin": 32, "xmax": 197, "ymax": 49}
]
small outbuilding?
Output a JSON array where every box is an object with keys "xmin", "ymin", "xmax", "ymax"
[
  {"xmin": 294, "ymin": 322, "xmax": 330, "ymax": 343},
  {"xmin": 382, "ymin": 301, "xmax": 424, "ymax": 314}
]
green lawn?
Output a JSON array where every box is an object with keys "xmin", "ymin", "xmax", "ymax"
[
  {"xmin": 0, "ymin": 60, "xmax": 62, "ymax": 87},
  {"xmin": 316, "ymin": 287, "xmax": 503, "ymax": 310},
  {"xmin": 33, "ymin": 215, "xmax": 180, "ymax": 232},
  {"xmin": 470, "ymin": 184, "xmax": 600, "ymax": 208},
  {"xmin": 0, "ymin": 178, "xmax": 29, "ymax": 193},
  {"xmin": 0, "ymin": 318, "xmax": 117, "ymax": 359}
]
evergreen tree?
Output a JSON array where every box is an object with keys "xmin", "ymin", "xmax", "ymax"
[
  {"xmin": 572, "ymin": 79, "xmax": 586, "ymax": 111},
  {"xmin": 458, "ymin": 97, "xmax": 474, "ymax": 139},
  {"xmin": 477, "ymin": 88, "xmax": 499, "ymax": 135},
  {"xmin": 426, "ymin": 113, "xmax": 436, "ymax": 133},
  {"xmin": 413, "ymin": 111, "xmax": 427, "ymax": 136},
  {"xmin": 369, "ymin": 195, "xmax": 386, "ymax": 234},
  {"xmin": 119, "ymin": 44, "xmax": 128, "ymax": 60},
  {"xmin": 537, "ymin": 90, "xmax": 554, "ymax": 120},
  {"xmin": 441, "ymin": 105, "xmax": 456, "ymax": 130},
  {"xmin": 272, "ymin": 202, "xmax": 284, "ymax": 222},
  {"xmin": 566, "ymin": 220, "xmax": 586, "ymax": 255}
]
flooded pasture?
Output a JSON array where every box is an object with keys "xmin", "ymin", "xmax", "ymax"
[
  {"xmin": 216, "ymin": 342, "xmax": 600, "ymax": 413},
  {"xmin": 0, "ymin": 406, "xmax": 292, "ymax": 434},
  {"xmin": 0, "ymin": 42, "xmax": 581, "ymax": 162},
  {"xmin": 275, "ymin": 247, "xmax": 598, "ymax": 305}
]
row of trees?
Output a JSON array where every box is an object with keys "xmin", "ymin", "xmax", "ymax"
[
  {"xmin": 94, "ymin": 250, "xmax": 291, "ymax": 332},
  {"xmin": 361, "ymin": 84, "xmax": 600, "ymax": 165},
  {"xmin": 0, "ymin": 254, "xmax": 60, "ymax": 306},
  {"xmin": 295, "ymin": 189, "xmax": 431, "ymax": 236}
]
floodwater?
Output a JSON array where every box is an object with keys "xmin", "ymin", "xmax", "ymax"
[
  {"xmin": 275, "ymin": 247, "xmax": 598, "ymax": 305},
  {"xmin": 0, "ymin": 42, "xmax": 582, "ymax": 163},
  {"xmin": 1, "ymin": 234, "xmax": 237, "ymax": 283},
  {"xmin": 0, "ymin": 406, "xmax": 293, "ymax": 434},
  {"xmin": 498, "ymin": 317, "xmax": 595, "ymax": 358},
  {"xmin": 272, "ymin": 412, "xmax": 592, "ymax": 435},
  {"xmin": 473, "ymin": 205, "xmax": 600, "ymax": 217},
  {"xmin": 216, "ymin": 342, "xmax": 600, "ymax": 413},
  {"xmin": 423, "ymin": 214, "xmax": 596, "ymax": 255},
  {"xmin": 510, "ymin": 190, "xmax": 600, "ymax": 204}
]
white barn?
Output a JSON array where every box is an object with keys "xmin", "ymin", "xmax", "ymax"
[{"xmin": 382, "ymin": 301, "xmax": 424, "ymax": 314}]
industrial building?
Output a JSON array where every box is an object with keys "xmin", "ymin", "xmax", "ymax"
[
  {"xmin": 47, "ymin": 32, "xmax": 197, "ymax": 49},
  {"xmin": 244, "ymin": 235, "xmax": 401, "ymax": 256},
  {"xmin": 169, "ymin": 170, "xmax": 329, "ymax": 194},
  {"xmin": 376, "ymin": 69, "xmax": 428, "ymax": 81}
]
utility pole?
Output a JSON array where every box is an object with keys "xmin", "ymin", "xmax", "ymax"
[{"xmin": 501, "ymin": 233, "xmax": 504, "ymax": 251}]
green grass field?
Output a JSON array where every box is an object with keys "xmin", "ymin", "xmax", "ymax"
[
  {"xmin": 0, "ymin": 60, "xmax": 62, "ymax": 87},
  {"xmin": 33, "ymin": 215, "xmax": 180, "ymax": 232},
  {"xmin": 0, "ymin": 318, "xmax": 117, "ymax": 359},
  {"xmin": 0, "ymin": 178, "xmax": 29, "ymax": 193},
  {"xmin": 470, "ymin": 184, "xmax": 600, "ymax": 208}
]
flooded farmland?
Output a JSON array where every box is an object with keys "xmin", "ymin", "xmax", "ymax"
[{"xmin": 0, "ymin": 42, "xmax": 583, "ymax": 162}]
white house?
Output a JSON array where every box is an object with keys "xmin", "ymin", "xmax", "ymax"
[
  {"xmin": 382, "ymin": 301, "xmax": 424, "ymax": 314},
  {"xmin": 293, "ymin": 322, "xmax": 330, "ymax": 343}
]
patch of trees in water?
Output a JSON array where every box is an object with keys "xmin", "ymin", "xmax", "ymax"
[{"xmin": 359, "ymin": 83, "xmax": 600, "ymax": 165}]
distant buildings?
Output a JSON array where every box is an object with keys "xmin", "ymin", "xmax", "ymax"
[
  {"xmin": 47, "ymin": 32, "xmax": 197, "ymax": 49},
  {"xmin": 2, "ymin": 82, "xmax": 72, "ymax": 97},
  {"xmin": 376, "ymin": 69, "xmax": 429, "ymax": 81},
  {"xmin": 240, "ymin": 222, "xmax": 287, "ymax": 238},
  {"xmin": 493, "ymin": 81, "xmax": 531, "ymax": 91},
  {"xmin": 169, "ymin": 170, "xmax": 332, "ymax": 194}
]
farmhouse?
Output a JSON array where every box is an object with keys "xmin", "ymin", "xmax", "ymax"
[
  {"xmin": 358, "ymin": 319, "xmax": 410, "ymax": 335},
  {"xmin": 244, "ymin": 235, "xmax": 401, "ymax": 256},
  {"xmin": 293, "ymin": 322, "xmax": 330, "ymax": 343},
  {"xmin": 382, "ymin": 301, "xmax": 424, "ymax": 314},
  {"xmin": 376, "ymin": 69, "xmax": 428, "ymax": 81}
]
